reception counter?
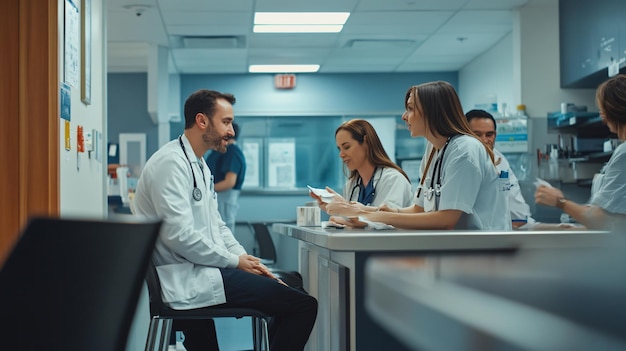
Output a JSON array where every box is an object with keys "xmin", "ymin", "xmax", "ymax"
[{"xmin": 271, "ymin": 224, "xmax": 610, "ymax": 351}]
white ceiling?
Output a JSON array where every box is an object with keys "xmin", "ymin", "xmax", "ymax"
[{"xmin": 107, "ymin": 0, "xmax": 529, "ymax": 74}]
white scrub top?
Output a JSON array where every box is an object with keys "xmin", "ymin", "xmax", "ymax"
[
  {"xmin": 342, "ymin": 167, "xmax": 413, "ymax": 208},
  {"xmin": 494, "ymin": 149, "xmax": 535, "ymax": 224},
  {"xmin": 589, "ymin": 141, "xmax": 626, "ymax": 215},
  {"xmin": 133, "ymin": 135, "xmax": 246, "ymax": 310},
  {"xmin": 414, "ymin": 135, "xmax": 511, "ymax": 230}
]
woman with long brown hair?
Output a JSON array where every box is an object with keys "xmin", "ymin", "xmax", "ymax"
[{"xmin": 310, "ymin": 119, "xmax": 413, "ymax": 227}]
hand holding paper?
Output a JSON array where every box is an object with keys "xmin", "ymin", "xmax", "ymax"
[
  {"xmin": 307, "ymin": 185, "xmax": 340, "ymax": 203},
  {"xmin": 533, "ymin": 178, "xmax": 552, "ymax": 189},
  {"xmin": 534, "ymin": 178, "xmax": 565, "ymax": 207}
]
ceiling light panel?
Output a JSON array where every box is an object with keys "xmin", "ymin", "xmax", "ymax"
[
  {"xmin": 248, "ymin": 64, "xmax": 320, "ymax": 73},
  {"xmin": 254, "ymin": 12, "xmax": 350, "ymax": 25},
  {"xmin": 254, "ymin": 25, "xmax": 344, "ymax": 33}
]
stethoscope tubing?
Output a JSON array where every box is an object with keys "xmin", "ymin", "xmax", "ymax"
[
  {"xmin": 417, "ymin": 136, "xmax": 454, "ymax": 201},
  {"xmin": 179, "ymin": 135, "xmax": 205, "ymax": 201},
  {"xmin": 349, "ymin": 167, "xmax": 382, "ymax": 206}
]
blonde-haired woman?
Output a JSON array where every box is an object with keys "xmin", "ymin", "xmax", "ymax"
[{"xmin": 326, "ymin": 81, "xmax": 511, "ymax": 230}]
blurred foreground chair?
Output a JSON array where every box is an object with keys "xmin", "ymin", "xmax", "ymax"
[
  {"xmin": 144, "ymin": 260, "xmax": 271, "ymax": 351},
  {"xmin": 249, "ymin": 222, "xmax": 303, "ymax": 289},
  {"xmin": 0, "ymin": 216, "xmax": 161, "ymax": 351}
]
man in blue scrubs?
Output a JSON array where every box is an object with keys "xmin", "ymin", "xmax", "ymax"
[{"xmin": 206, "ymin": 122, "xmax": 246, "ymax": 233}]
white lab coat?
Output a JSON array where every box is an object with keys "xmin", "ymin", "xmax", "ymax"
[
  {"xmin": 493, "ymin": 149, "xmax": 535, "ymax": 224},
  {"xmin": 589, "ymin": 141, "xmax": 626, "ymax": 214},
  {"xmin": 134, "ymin": 135, "xmax": 246, "ymax": 310},
  {"xmin": 414, "ymin": 135, "xmax": 511, "ymax": 230},
  {"xmin": 342, "ymin": 167, "xmax": 413, "ymax": 208}
]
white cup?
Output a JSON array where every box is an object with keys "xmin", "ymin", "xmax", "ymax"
[{"xmin": 296, "ymin": 206, "xmax": 321, "ymax": 227}]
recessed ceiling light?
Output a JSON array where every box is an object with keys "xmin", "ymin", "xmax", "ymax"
[
  {"xmin": 253, "ymin": 12, "xmax": 350, "ymax": 33},
  {"xmin": 254, "ymin": 12, "xmax": 350, "ymax": 25},
  {"xmin": 254, "ymin": 25, "xmax": 344, "ymax": 33},
  {"xmin": 248, "ymin": 65, "xmax": 320, "ymax": 73}
]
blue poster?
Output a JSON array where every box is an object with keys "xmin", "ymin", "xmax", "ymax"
[{"xmin": 61, "ymin": 83, "xmax": 71, "ymax": 121}]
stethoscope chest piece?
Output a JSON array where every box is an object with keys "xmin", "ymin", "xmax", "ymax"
[
  {"xmin": 192, "ymin": 187, "xmax": 202, "ymax": 201},
  {"xmin": 426, "ymin": 187, "xmax": 435, "ymax": 201}
]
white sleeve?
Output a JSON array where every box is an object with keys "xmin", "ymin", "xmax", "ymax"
[
  {"xmin": 437, "ymin": 147, "xmax": 482, "ymax": 213},
  {"xmin": 590, "ymin": 145, "xmax": 626, "ymax": 214}
]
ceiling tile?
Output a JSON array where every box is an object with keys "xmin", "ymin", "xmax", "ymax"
[
  {"xmin": 463, "ymin": 0, "xmax": 529, "ymax": 10},
  {"xmin": 343, "ymin": 11, "xmax": 454, "ymax": 34},
  {"xmin": 320, "ymin": 64, "xmax": 400, "ymax": 73},
  {"xmin": 158, "ymin": 0, "xmax": 254, "ymax": 12},
  {"xmin": 248, "ymin": 34, "xmax": 340, "ymax": 49},
  {"xmin": 355, "ymin": 0, "xmax": 467, "ymax": 11}
]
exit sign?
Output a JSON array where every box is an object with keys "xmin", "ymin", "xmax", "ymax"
[{"xmin": 274, "ymin": 74, "xmax": 296, "ymax": 89}]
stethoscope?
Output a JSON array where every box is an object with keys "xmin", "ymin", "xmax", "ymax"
[
  {"xmin": 179, "ymin": 136, "xmax": 207, "ymax": 202},
  {"xmin": 349, "ymin": 167, "xmax": 381, "ymax": 206},
  {"xmin": 416, "ymin": 136, "xmax": 454, "ymax": 202}
]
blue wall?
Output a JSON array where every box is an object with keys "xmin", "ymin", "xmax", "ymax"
[
  {"xmin": 108, "ymin": 73, "xmax": 159, "ymax": 156},
  {"xmin": 179, "ymin": 72, "xmax": 458, "ymax": 116}
]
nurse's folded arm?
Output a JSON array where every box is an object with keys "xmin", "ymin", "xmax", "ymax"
[{"xmin": 362, "ymin": 208, "xmax": 463, "ymax": 230}]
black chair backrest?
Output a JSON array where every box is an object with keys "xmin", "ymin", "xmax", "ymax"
[
  {"xmin": 0, "ymin": 217, "xmax": 161, "ymax": 351},
  {"xmin": 251, "ymin": 222, "xmax": 277, "ymax": 264},
  {"xmin": 145, "ymin": 259, "xmax": 166, "ymax": 316}
]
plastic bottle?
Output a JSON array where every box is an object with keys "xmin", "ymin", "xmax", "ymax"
[{"xmin": 548, "ymin": 148, "xmax": 559, "ymax": 179}]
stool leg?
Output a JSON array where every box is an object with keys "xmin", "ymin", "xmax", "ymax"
[
  {"xmin": 260, "ymin": 318, "xmax": 270, "ymax": 351},
  {"xmin": 146, "ymin": 318, "xmax": 172, "ymax": 351},
  {"xmin": 251, "ymin": 317, "xmax": 260, "ymax": 351},
  {"xmin": 158, "ymin": 319, "xmax": 173, "ymax": 351},
  {"xmin": 145, "ymin": 318, "xmax": 158, "ymax": 351}
]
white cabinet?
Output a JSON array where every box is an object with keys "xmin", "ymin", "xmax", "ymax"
[{"xmin": 300, "ymin": 243, "xmax": 349, "ymax": 351}]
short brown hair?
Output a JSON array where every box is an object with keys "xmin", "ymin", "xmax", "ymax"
[{"xmin": 183, "ymin": 89, "xmax": 236, "ymax": 129}]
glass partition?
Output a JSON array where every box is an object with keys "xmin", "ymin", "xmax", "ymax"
[{"xmin": 234, "ymin": 115, "xmax": 426, "ymax": 193}]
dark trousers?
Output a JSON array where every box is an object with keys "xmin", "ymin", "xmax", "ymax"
[{"xmin": 174, "ymin": 268, "xmax": 318, "ymax": 351}]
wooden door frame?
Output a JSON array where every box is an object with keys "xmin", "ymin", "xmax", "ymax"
[{"xmin": 0, "ymin": 0, "xmax": 59, "ymax": 264}]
